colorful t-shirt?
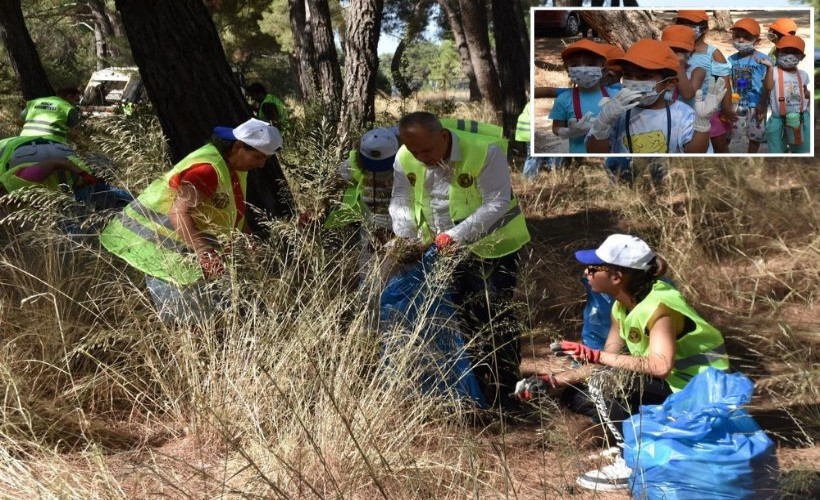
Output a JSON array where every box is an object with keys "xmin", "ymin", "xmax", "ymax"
[
  {"xmin": 169, "ymin": 162, "xmax": 245, "ymax": 227},
  {"xmin": 603, "ymin": 101, "xmax": 695, "ymax": 154},
  {"xmin": 549, "ymin": 85, "xmax": 621, "ymax": 153},
  {"xmin": 767, "ymin": 68, "xmax": 810, "ymax": 116},
  {"xmin": 729, "ymin": 50, "xmax": 768, "ymax": 107}
]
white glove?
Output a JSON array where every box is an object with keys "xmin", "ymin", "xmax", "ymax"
[
  {"xmin": 590, "ymin": 89, "xmax": 641, "ymax": 140},
  {"xmin": 694, "ymin": 78, "xmax": 727, "ymax": 133},
  {"xmin": 557, "ymin": 111, "xmax": 594, "ymax": 139},
  {"xmin": 512, "ymin": 375, "xmax": 556, "ymax": 401}
]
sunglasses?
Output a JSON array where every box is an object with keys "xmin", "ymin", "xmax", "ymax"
[{"xmin": 585, "ymin": 265, "xmax": 610, "ymax": 276}]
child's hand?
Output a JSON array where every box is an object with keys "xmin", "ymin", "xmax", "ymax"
[
  {"xmin": 557, "ymin": 113, "xmax": 593, "ymax": 139},
  {"xmin": 755, "ymin": 56, "xmax": 773, "ymax": 68},
  {"xmin": 694, "ymin": 78, "xmax": 726, "ymax": 132},
  {"xmin": 590, "ymin": 90, "xmax": 641, "ymax": 140}
]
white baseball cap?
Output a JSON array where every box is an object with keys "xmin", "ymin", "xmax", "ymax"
[
  {"xmin": 575, "ymin": 234, "xmax": 656, "ymax": 271},
  {"xmin": 359, "ymin": 127, "xmax": 399, "ymax": 172},
  {"xmin": 213, "ymin": 118, "xmax": 282, "ymax": 155}
]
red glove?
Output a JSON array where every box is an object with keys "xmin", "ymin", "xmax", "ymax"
[
  {"xmin": 297, "ymin": 210, "xmax": 316, "ymax": 227},
  {"xmin": 513, "ymin": 374, "xmax": 559, "ymax": 401},
  {"xmin": 558, "ymin": 340, "xmax": 601, "ymax": 364},
  {"xmin": 198, "ymin": 251, "xmax": 224, "ymax": 280},
  {"xmin": 78, "ymin": 172, "xmax": 100, "ymax": 186},
  {"xmin": 434, "ymin": 233, "xmax": 455, "ymax": 249}
]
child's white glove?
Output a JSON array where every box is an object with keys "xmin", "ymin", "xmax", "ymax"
[
  {"xmin": 590, "ymin": 89, "xmax": 641, "ymax": 140},
  {"xmin": 557, "ymin": 111, "xmax": 595, "ymax": 139},
  {"xmin": 694, "ymin": 78, "xmax": 727, "ymax": 133}
]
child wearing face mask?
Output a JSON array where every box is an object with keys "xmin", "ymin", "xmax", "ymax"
[
  {"xmin": 674, "ymin": 10, "xmax": 736, "ymax": 154},
  {"xmin": 587, "ymin": 39, "xmax": 724, "ymax": 154},
  {"xmin": 659, "ymin": 26, "xmax": 704, "ymax": 109},
  {"xmin": 549, "ymin": 40, "xmax": 622, "ymax": 153},
  {"xmin": 765, "ymin": 18, "xmax": 797, "ymax": 63},
  {"xmin": 761, "ymin": 35, "xmax": 810, "ymax": 154},
  {"xmin": 728, "ymin": 18, "xmax": 770, "ymax": 153}
]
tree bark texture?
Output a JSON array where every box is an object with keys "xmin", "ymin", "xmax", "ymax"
[
  {"xmin": 288, "ymin": 0, "xmax": 317, "ymax": 101},
  {"xmin": 437, "ymin": 0, "xmax": 480, "ymax": 101},
  {"xmin": 86, "ymin": 0, "xmax": 120, "ymax": 65},
  {"xmin": 458, "ymin": 0, "xmax": 501, "ymax": 116},
  {"xmin": 492, "ymin": 0, "xmax": 528, "ymax": 139},
  {"xmin": 115, "ymin": 0, "xmax": 292, "ymax": 227},
  {"xmin": 306, "ymin": 0, "xmax": 342, "ymax": 121},
  {"xmin": 339, "ymin": 0, "xmax": 384, "ymax": 149},
  {"xmin": 712, "ymin": 11, "xmax": 733, "ymax": 32},
  {"xmin": 0, "ymin": 0, "xmax": 54, "ymax": 99},
  {"xmin": 579, "ymin": 10, "xmax": 659, "ymax": 49}
]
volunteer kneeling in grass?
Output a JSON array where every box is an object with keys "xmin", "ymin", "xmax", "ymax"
[
  {"xmin": 101, "ymin": 118, "xmax": 281, "ymax": 324},
  {"xmin": 515, "ymin": 234, "xmax": 729, "ymax": 491}
]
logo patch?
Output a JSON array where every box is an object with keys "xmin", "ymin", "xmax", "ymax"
[
  {"xmin": 407, "ymin": 172, "xmax": 416, "ymax": 186},
  {"xmin": 212, "ymin": 192, "xmax": 229, "ymax": 209},
  {"xmin": 457, "ymin": 173, "xmax": 473, "ymax": 188},
  {"xmin": 627, "ymin": 327, "xmax": 642, "ymax": 344}
]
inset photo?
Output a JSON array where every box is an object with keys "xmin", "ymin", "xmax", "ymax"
[{"xmin": 531, "ymin": 8, "xmax": 814, "ymax": 157}]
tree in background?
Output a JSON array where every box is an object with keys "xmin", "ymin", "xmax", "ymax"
[
  {"xmin": 436, "ymin": 0, "xmax": 480, "ymax": 101},
  {"xmin": 307, "ymin": 0, "xmax": 343, "ymax": 121},
  {"xmin": 579, "ymin": 9, "xmax": 659, "ymax": 48},
  {"xmin": 457, "ymin": 0, "xmax": 502, "ymax": 116},
  {"xmin": 0, "ymin": 0, "xmax": 55, "ymax": 99},
  {"xmin": 114, "ymin": 0, "xmax": 292, "ymax": 229},
  {"xmin": 492, "ymin": 0, "xmax": 529, "ymax": 138},
  {"xmin": 339, "ymin": 0, "xmax": 385, "ymax": 148}
]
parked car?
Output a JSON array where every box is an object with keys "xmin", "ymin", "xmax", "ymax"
[{"xmin": 534, "ymin": 9, "xmax": 587, "ymax": 37}]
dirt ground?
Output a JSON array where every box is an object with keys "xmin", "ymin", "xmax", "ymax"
[{"xmin": 532, "ymin": 9, "xmax": 814, "ymax": 155}]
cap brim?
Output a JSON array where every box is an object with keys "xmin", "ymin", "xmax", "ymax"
[
  {"xmin": 213, "ymin": 126, "xmax": 237, "ymax": 141},
  {"xmin": 664, "ymin": 41, "xmax": 694, "ymax": 52},
  {"xmin": 575, "ymin": 249, "xmax": 606, "ymax": 265},
  {"xmin": 608, "ymin": 56, "xmax": 670, "ymax": 71},
  {"xmin": 360, "ymin": 155, "xmax": 395, "ymax": 172}
]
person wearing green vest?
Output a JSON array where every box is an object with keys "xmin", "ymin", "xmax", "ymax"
[
  {"xmin": 0, "ymin": 137, "xmax": 97, "ymax": 196},
  {"xmin": 100, "ymin": 118, "xmax": 282, "ymax": 324},
  {"xmin": 390, "ymin": 111, "xmax": 531, "ymax": 413},
  {"xmin": 514, "ymin": 234, "xmax": 729, "ymax": 491},
  {"xmin": 325, "ymin": 127, "xmax": 399, "ymax": 282},
  {"xmin": 19, "ymin": 87, "xmax": 82, "ymax": 143},
  {"xmin": 246, "ymin": 83, "xmax": 288, "ymax": 130}
]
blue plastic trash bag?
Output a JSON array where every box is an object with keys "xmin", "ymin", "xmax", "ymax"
[
  {"xmin": 623, "ymin": 368, "xmax": 779, "ymax": 500},
  {"xmin": 580, "ymin": 276, "xmax": 613, "ymax": 350},
  {"xmin": 379, "ymin": 247, "xmax": 487, "ymax": 408}
]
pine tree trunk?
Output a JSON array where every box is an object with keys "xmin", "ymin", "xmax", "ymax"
[
  {"xmin": 437, "ymin": 0, "xmax": 480, "ymax": 101},
  {"xmin": 492, "ymin": 0, "xmax": 528, "ymax": 139},
  {"xmin": 712, "ymin": 11, "xmax": 733, "ymax": 32},
  {"xmin": 114, "ymin": 0, "xmax": 293, "ymax": 228},
  {"xmin": 338, "ymin": 0, "xmax": 384, "ymax": 149},
  {"xmin": 86, "ymin": 0, "xmax": 121, "ymax": 64},
  {"xmin": 306, "ymin": 0, "xmax": 342, "ymax": 121},
  {"xmin": 458, "ymin": 0, "xmax": 501, "ymax": 113},
  {"xmin": 288, "ymin": 0, "xmax": 317, "ymax": 101},
  {"xmin": 579, "ymin": 10, "xmax": 660, "ymax": 48},
  {"xmin": 0, "ymin": 0, "xmax": 54, "ymax": 99}
]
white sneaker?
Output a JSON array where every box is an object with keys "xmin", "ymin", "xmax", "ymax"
[{"xmin": 576, "ymin": 456, "xmax": 632, "ymax": 492}]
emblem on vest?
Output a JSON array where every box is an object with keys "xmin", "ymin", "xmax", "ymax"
[
  {"xmin": 407, "ymin": 172, "xmax": 416, "ymax": 186},
  {"xmin": 212, "ymin": 192, "xmax": 229, "ymax": 209},
  {"xmin": 627, "ymin": 327, "xmax": 642, "ymax": 344},
  {"xmin": 457, "ymin": 173, "xmax": 473, "ymax": 188}
]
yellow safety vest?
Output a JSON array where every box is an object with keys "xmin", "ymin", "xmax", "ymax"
[
  {"xmin": 20, "ymin": 97, "xmax": 75, "ymax": 142},
  {"xmin": 0, "ymin": 136, "xmax": 90, "ymax": 193},
  {"xmin": 100, "ymin": 143, "xmax": 245, "ymax": 285},
  {"xmin": 440, "ymin": 118, "xmax": 508, "ymax": 153},
  {"xmin": 259, "ymin": 94, "xmax": 288, "ymax": 128},
  {"xmin": 397, "ymin": 128, "xmax": 529, "ymax": 259},
  {"xmin": 324, "ymin": 150, "xmax": 365, "ymax": 229},
  {"xmin": 515, "ymin": 103, "xmax": 532, "ymax": 142},
  {"xmin": 613, "ymin": 280, "xmax": 729, "ymax": 392}
]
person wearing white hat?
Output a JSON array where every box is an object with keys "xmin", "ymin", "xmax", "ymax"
[
  {"xmin": 324, "ymin": 127, "xmax": 400, "ymax": 285},
  {"xmin": 100, "ymin": 118, "xmax": 282, "ymax": 323},
  {"xmin": 514, "ymin": 233, "xmax": 729, "ymax": 491}
]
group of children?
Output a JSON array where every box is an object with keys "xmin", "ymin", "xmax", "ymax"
[{"xmin": 542, "ymin": 10, "xmax": 810, "ymax": 155}]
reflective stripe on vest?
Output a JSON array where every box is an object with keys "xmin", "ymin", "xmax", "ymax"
[
  {"xmin": 20, "ymin": 97, "xmax": 74, "ymax": 140},
  {"xmin": 614, "ymin": 280, "xmax": 729, "ymax": 392},
  {"xmin": 515, "ymin": 103, "xmax": 531, "ymax": 142},
  {"xmin": 440, "ymin": 118, "xmax": 508, "ymax": 153},
  {"xmin": 324, "ymin": 150, "xmax": 365, "ymax": 229},
  {"xmin": 100, "ymin": 143, "xmax": 242, "ymax": 285},
  {"xmin": 397, "ymin": 128, "xmax": 529, "ymax": 259}
]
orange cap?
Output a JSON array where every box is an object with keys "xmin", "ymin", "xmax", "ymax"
[
  {"xmin": 662, "ymin": 25, "xmax": 696, "ymax": 52},
  {"xmin": 605, "ymin": 44, "xmax": 625, "ymax": 59},
  {"xmin": 769, "ymin": 18, "xmax": 797, "ymax": 37},
  {"xmin": 561, "ymin": 39, "xmax": 611, "ymax": 62},
  {"xmin": 731, "ymin": 18, "xmax": 760, "ymax": 37},
  {"xmin": 608, "ymin": 39, "xmax": 681, "ymax": 73},
  {"xmin": 776, "ymin": 34, "xmax": 805, "ymax": 54},
  {"xmin": 676, "ymin": 10, "xmax": 708, "ymax": 24}
]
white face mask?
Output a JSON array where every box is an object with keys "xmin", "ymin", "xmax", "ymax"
[
  {"xmin": 623, "ymin": 78, "xmax": 670, "ymax": 106},
  {"xmin": 732, "ymin": 40, "xmax": 755, "ymax": 53},
  {"xmin": 766, "ymin": 31, "xmax": 779, "ymax": 43},
  {"xmin": 567, "ymin": 66, "xmax": 603, "ymax": 88},
  {"xmin": 777, "ymin": 54, "xmax": 800, "ymax": 68},
  {"xmin": 663, "ymin": 89, "xmax": 675, "ymax": 102},
  {"xmin": 690, "ymin": 25, "xmax": 703, "ymax": 39}
]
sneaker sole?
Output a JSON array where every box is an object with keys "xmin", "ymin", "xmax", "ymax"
[{"xmin": 576, "ymin": 475, "xmax": 629, "ymax": 492}]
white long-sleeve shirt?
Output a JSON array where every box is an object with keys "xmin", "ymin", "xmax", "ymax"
[{"xmin": 389, "ymin": 132, "xmax": 511, "ymax": 244}]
